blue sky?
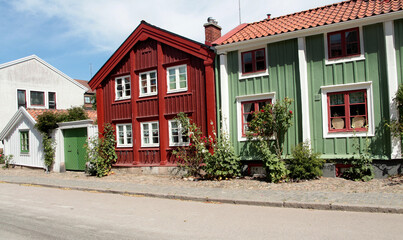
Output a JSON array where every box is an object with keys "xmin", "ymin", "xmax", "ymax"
[{"xmin": 0, "ymin": 0, "xmax": 338, "ymax": 81}]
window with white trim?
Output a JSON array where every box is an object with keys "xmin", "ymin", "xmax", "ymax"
[
  {"xmin": 241, "ymin": 48, "xmax": 266, "ymax": 74},
  {"xmin": 328, "ymin": 90, "xmax": 367, "ymax": 132},
  {"xmin": 48, "ymin": 92, "xmax": 56, "ymax": 109},
  {"xmin": 169, "ymin": 120, "xmax": 189, "ymax": 146},
  {"xmin": 241, "ymin": 99, "xmax": 272, "ymax": 137},
  {"xmin": 20, "ymin": 130, "xmax": 29, "ymax": 154},
  {"xmin": 139, "ymin": 70, "xmax": 157, "ymax": 97},
  {"xmin": 141, "ymin": 121, "xmax": 159, "ymax": 147},
  {"xmin": 30, "ymin": 91, "xmax": 45, "ymax": 106},
  {"xmin": 115, "ymin": 75, "xmax": 131, "ymax": 100},
  {"xmin": 116, "ymin": 124, "xmax": 132, "ymax": 147},
  {"xmin": 17, "ymin": 90, "xmax": 26, "ymax": 109},
  {"xmin": 328, "ymin": 28, "xmax": 360, "ymax": 59},
  {"xmin": 167, "ymin": 65, "xmax": 187, "ymax": 93},
  {"xmin": 236, "ymin": 92, "xmax": 276, "ymax": 141},
  {"xmin": 321, "ymin": 82, "xmax": 374, "ymax": 138}
]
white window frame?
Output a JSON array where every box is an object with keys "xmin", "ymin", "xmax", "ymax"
[
  {"xmin": 141, "ymin": 121, "xmax": 159, "ymax": 147},
  {"xmin": 139, "ymin": 70, "xmax": 158, "ymax": 97},
  {"xmin": 116, "ymin": 123, "xmax": 133, "ymax": 148},
  {"xmin": 168, "ymin": 120, "xmax": 190, "ymax": 147},
  {"xmin": 236, "ymin": 92, "xmax": 276, "ymax": 141},
  {"xmin": 321, "ymin": 81, "xmax": 374, "ymax": 138},
  {"xmin": 238, "ymin": 45, "xmax": 269, "ymax": 80},
  {"xmin": 324, "ymin": 26, "xmax": 365, "ymax": 65},
  {"xmin": 115, "ymin": 75, "xmax": 131, "ymax": 101},
  {"xmin": 167, "ymin": 64, "xmax": 188, "ymax": 93}
]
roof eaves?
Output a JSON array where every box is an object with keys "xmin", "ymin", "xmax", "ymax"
[{"xmin": 0, "ymin": 107, "xmax": 36, "ymax": 141}]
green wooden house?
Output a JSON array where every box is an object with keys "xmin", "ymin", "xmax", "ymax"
[{"xmin": 213, "ymin": 0, "xmax": 403, "ymax": 177}]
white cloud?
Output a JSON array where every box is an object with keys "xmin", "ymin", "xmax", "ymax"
[{"xmin": 9, "ymin": 0, "xmax": 339, "ymax": 52}]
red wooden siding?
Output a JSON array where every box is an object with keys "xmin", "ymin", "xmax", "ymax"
[
  {"xmin": 135, "ymin": 39, "xmax": 157, "ymax": 71},
  {"xmin": 116, "ymin": 149, "xmax": 134, "ymax": 165},
  {"xmin": 137, "ymin": 98, "xmax": 159, "ymax": 118},
  {"xmin": 139, "ymin": 149, "xmax": 161, "ymax": 165},
  {"xmin": 164, "ymin": 93, "xmax": 193, "ymax": 115}
]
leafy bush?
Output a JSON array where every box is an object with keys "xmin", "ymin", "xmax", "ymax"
[
  {"xmin": 287, "ymin": 142, "xmax": 324, "ymax": 181},
  {"xmin": 173, "ymin": 112, "xmax": 241, "ymax": 179},
  {"xmin": 42, "ymin": 133, "xmax": 55, "ymax": 172},
  {"xmin": 1, "ymin": 154, "xmax": 14, "ymax": 169},
  {"xmin": 247, "ymin": 98, "xmax": 294, "ymax": 182},
  {"xmin": 0, "ymin": 152, "xmax": 4, "ymax": 164},
  {"xmin": 66, "ymin": 107, "xmax": 88, "ymax": 121},
  {"xmin": 388, "ymin": 84, "xmax": 403, "ymax": 137},
  {"xmin": 85, "ymin": 124, "xmax": 117, "ymax": 177},
  {"xmin": 342, "ymin": 136, "xmax": 374, "ymax": 182},
  {"xmin": 204, "ymin": 127, "xmax": 241, "ymax": 180}
]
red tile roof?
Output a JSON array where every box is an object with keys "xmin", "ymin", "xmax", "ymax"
[
  {"xmin": 26, "ymin": 109, "xmax": 97, "ymax": 123},
  {"xmin": 75, "ymin": 79, "xmax": 95, "ymax": 94},
  {"xmin": 214, "ymin": 0, "xmax": 403, "ymax": 45}
]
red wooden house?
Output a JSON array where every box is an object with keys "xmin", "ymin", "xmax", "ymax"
[{"xmin": 89, "ymin": 21, "xmax": 217, "ymax": 167}]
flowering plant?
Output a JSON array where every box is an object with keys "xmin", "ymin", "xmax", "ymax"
[{"xmin": 247, "ymin": 97, "xmax": 294, "ymax": 182}]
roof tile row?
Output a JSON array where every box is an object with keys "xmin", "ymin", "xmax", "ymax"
[{"xmin": 216, "ymin": 0, "xmax": 403, "ymax": 45}]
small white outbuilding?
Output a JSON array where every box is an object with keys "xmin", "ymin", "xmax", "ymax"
[{"xmin": 0, "ymin": 108, "xmax": 97, "ymax": 172}]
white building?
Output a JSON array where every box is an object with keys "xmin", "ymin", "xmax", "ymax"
[{"xmin": 0, "ymin": 55, "xmax": 87, "ymax": 149}]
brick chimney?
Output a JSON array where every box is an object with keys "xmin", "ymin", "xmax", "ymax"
[{"xmin": 204, "ymin": 17, "xmax": 221, "ymax": 46}]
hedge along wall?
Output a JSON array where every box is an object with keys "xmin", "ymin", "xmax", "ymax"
[
  {"xmin": 306, "ymin": 23, "xmax": 391, "ymax": 160},
  {"xmin": 222, "ymin": 39, "xmax": 302, "ymax": 160}
]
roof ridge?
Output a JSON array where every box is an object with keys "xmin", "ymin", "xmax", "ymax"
[{"xmin": 251, "ymin": 0, "xmax": 353, "ymax": 26}]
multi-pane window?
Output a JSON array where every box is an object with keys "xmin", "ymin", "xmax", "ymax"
[
  {"xmin": 20, "ymin": 130, "xmax": 29, "ymax": 154},
  {"xmin": 328, "ymin": 28, "xmax": 360, "ymax": 59},
  {"xmin": 328, "ymin": 90, "xmax": 367, "ymax": 132},
  {"xmin": 116, "ymin": 124, "xmax": 132, "ymax": 147},
  {"xmin": 140, "ymin": 70, "xmax": 157, "ymax": 97},
  {"xmin": 241, "ymin": 99, "xmax": 272, "ymax": 136},
  {"xmin": 141, "ymin": 121, "xmax": 159, "ymax": 147},
  {"xmin": 169, "ymin": 120, "xmax": 189, "ymax": 146},
  {"xmin": 84, "ymin": 96, "xmax": 91, "ymax": 104},
  {"xmin": 115, "ymin": 76, "xmax": 131, "ymax": 100},
  {"xmin": 17, "ymin": 90, "xmax": 26, "ymax": 109},
  {"xmin": 30, "ymin": 91, "xmax": 45, "ymax": 106},
  {"xmin": 48, "ymin": 92, "xmax": 56, "ymax": 109},
  {"xmin": 167, "ymin": 65, "xmax": 187, "ymax": 93},
  {"xmin": 241, "ymin": 48, "xmax": 266, "ymax": 74}
]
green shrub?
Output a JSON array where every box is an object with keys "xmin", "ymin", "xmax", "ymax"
[
  {"xmin": 247, "ymin": 98, "xmax": 294, "ymax": 183},
  {"xmin": 342, "ymin": 136, "xmax": 374, "ymax": 182},
  {"xmin": 2, "ymin": 154, "xmax": 14, "ymax": 169},
  {"xmin": 287, "ymin": 142, "xmax": 324, "ymax": 181},
  {"xmin": 42, "ymin": 133, "xmax": 55, "ymax": 172},
  {"xmin": 85, "ymin": 124, "xmax": 117, "ymax": 177},
  {"xmin": 204, "ymin": 128, "xmax": 241, "ymax": 180},
  {"xmin": 173, "ymin": 112, "xmax": 241, "ymax": 179}
]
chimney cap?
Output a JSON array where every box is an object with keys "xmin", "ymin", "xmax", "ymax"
[
  {"xmin": 204, "ymin": 17, "xmax": 222, "ymax": 29},
  {"xmin": 267, "ymin": 14, "xmax": 271, "ymax": 19}
]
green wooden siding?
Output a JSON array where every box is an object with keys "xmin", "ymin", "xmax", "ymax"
[
  {"xmin": 306, "ymin": 23, "xmax": 390, "ymax": 159},
  {"xmin": 395, "ymin": 19, "xmax": 403, "ymax": 86},
  {"xmin": 225, "ymin": 39, "xmax": 301, "ymax": 160}
]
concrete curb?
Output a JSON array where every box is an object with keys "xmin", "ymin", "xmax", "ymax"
[{"xmin": 2, "ymin": 180, "xmax": 402, "ymax": 214}]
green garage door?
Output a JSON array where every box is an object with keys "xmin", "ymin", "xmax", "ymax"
[{"xmin": 64, "ymin": 128, "xmax": 87, "ymax": 171}]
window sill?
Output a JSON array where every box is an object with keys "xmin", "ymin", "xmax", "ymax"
[
  {"xmin": 139, "ymin": 93, "xmax": 158, "ymax": 98},
  {"xmin": 239, "ymin": 70, "xmax": 268, "ymax": 80},
  {"xmin": 325, "ymin": 54, "xmax": 365, "ymax": 65},
  {"xmin": 141, "ymin": 144, "xmax": 160, "ymax": 148},
  {"xmin": 113, "ymin": 99, "xmax": 131, "ymax": 105},
  {"xmin": 116, "ymin": 145, "xmax": 133, "ymax": 148},
  {"xmin": 167, "ymin": 89, "xmax": 188, "ymax": 94},
  {"xmin": 324, "ymin": 131, "xmax": 374, "ymax": 139}
]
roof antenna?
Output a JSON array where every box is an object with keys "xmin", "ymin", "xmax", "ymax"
[
  {"xmin": 89, "ymin": 63, "xmax": 93, "ymax": 79},
  {"xmin": 238, "ymin": 0, "xmax": 241, "ymax": 24}
]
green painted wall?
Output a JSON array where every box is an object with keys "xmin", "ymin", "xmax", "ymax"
[
  {"xmin": 395, "ymin": 19, "xmax": 403, "ymax": 85},
  {"xmin": 225, "ymin": 39, "xmax": 302, "ymax": 160},
  {"xmin": 306, "ymin": 23, "xmax": 390, "ymax": 160}
]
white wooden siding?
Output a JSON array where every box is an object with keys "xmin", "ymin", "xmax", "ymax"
[{"xmin": 3, "ymin": 117, "xmax": 45, "ymax": 169}]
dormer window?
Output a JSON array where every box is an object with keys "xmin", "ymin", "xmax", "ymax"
[
  {"xmin": 241, "ymin": 48, "xmax": 266, "ymax": 74},
  {"xmin": 328, "ymin": 28, "xmax": 360, "ymax": 59}
]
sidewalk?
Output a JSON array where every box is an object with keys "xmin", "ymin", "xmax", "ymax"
[{"xmin": 0, "ymin": 171, "xmax": 402, "ymax": 214}]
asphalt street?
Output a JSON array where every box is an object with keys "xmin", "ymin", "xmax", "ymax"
[{"xmin": 1, "ymin": 183, "xmax": 402, "ymax": 240}]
